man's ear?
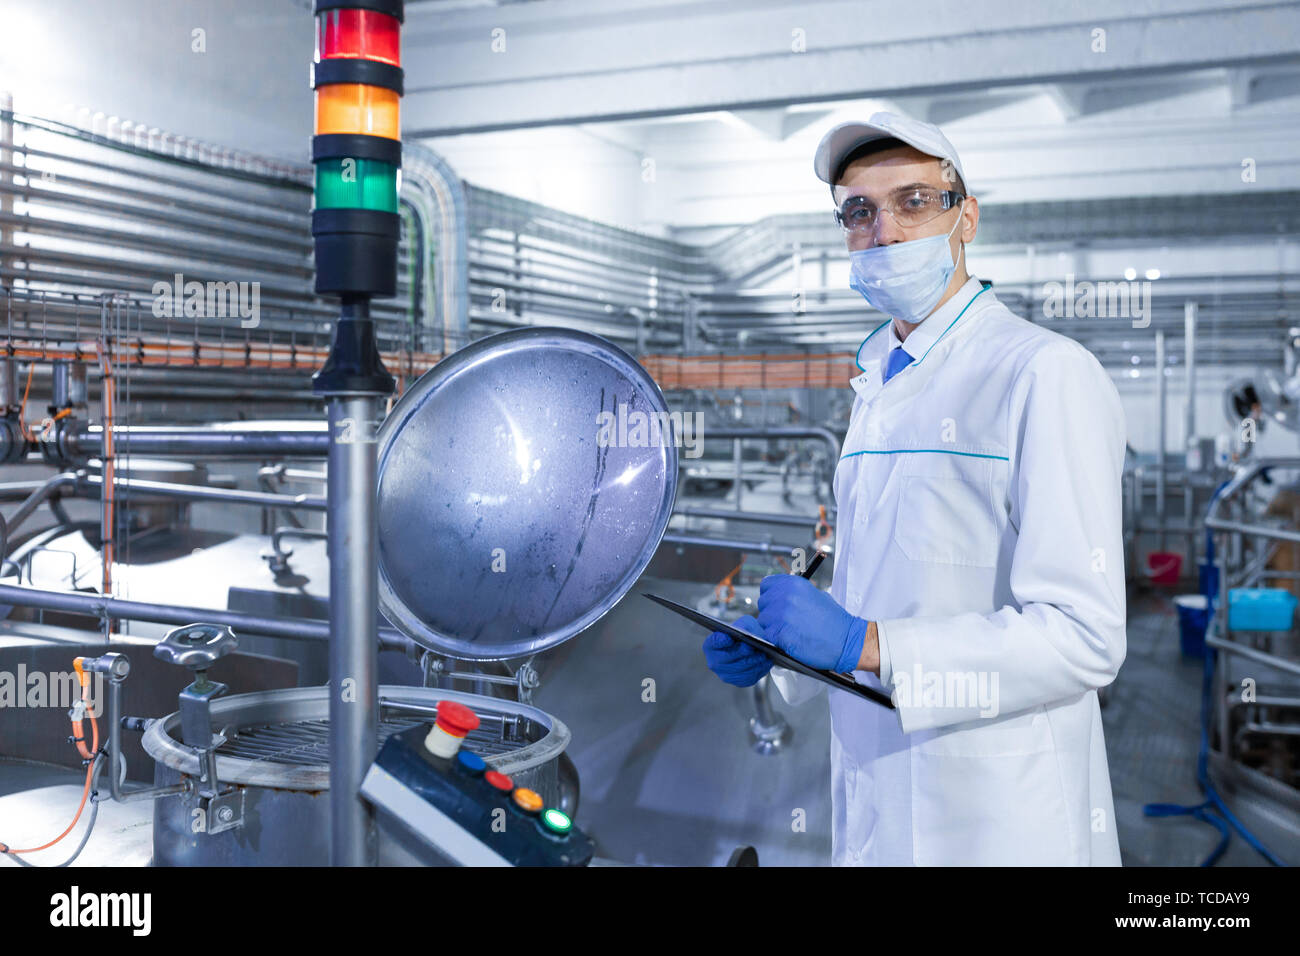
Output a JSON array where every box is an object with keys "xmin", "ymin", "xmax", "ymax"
[{"xmin": 960, "ymin": 195, "xmax": 980, "ymax": 244}]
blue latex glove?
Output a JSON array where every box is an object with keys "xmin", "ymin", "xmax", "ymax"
[
  {"xmin": 702, "ymin": 615, "xmax": 773, "ymax": 687},
  {"xmin": 757, "ymin": 575, "xmax": 867, "ymax": 673}
]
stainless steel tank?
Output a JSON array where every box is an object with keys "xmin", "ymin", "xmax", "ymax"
[{"xmin": 142, "ymin": 685, "xmax": 570, "ymax": 866}]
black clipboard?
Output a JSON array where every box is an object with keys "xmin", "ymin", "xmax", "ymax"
[{"xmin": 643, "ymin": 592, "xmax": 895, "ymax": 710}]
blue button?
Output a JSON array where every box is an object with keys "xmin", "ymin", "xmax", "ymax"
[{"xmin": 456, "ymin": 750, "xmax": 486, "ymax": 774}]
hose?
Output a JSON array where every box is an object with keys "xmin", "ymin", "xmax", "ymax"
[
  {"xmin": 0, "ymin": 655, "xmax": 101, "ymax": 861},
  {"xmin": 2, "ymin": 755, "xmax": 105, "ymax": 868}
]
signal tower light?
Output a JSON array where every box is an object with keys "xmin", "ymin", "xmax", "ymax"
[
  {"xmin": 311, "ymin": 0, "xmax": 404, "ymax": 299},
  {"xmin": 310, "ymin": 0, "xmax": 403, "ymax": 870}
]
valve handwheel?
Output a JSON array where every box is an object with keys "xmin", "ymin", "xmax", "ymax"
[{"xmin": 153, "ymin": 623, "xmax": 239, "ymax": 672}]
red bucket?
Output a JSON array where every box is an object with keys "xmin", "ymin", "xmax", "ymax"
[{"xmin": 1146, "ymin": 551, "xmax": 1183, "ymax": 586}]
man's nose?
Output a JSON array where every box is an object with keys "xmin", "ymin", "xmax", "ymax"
[{"xmin": 872, "ymin": 210, "xmax": 908, "ymax": 245}]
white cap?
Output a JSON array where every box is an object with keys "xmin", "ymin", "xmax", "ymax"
[{"xmin": 813, "ymin": 111, "xmax": 966, "ymax": 191}]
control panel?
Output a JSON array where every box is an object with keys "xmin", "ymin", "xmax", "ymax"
[{"xmin": 361, "ymin": 700, "xmax": 593, "ymax": 867}]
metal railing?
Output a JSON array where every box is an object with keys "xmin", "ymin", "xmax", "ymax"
[{"xmin": 1203, "ymin": 458, "xmax": 1300, "ymax": 803}]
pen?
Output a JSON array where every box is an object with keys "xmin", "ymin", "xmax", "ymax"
[{"xmin": 800, "ymin": 549, "xmax": 826, "ymax": 581}]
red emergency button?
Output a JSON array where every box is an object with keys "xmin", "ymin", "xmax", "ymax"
[
  {"xmin": 484, "ymin": 770, "xmax": 513, "ymax": 792},
  {"xmin": 435, "ymin": 701, "xmax": 479, "ymax": 737},
  {"xmin": 424, "ymin": 700, "xmax": 481, "ymax": 759}
]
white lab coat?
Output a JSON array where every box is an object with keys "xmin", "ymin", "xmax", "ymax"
[{"xmin": 771, "ymin": 276, "xmax": 1126, "ymax": 866}]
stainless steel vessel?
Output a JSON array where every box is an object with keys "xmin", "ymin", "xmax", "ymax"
[
  {"xmin": 142, "ymin": 685, "xmax": 570, "ymax": 866},
  {"xmin": 376, "ymin": 327, "xmax": 679, "ymax": 660}
]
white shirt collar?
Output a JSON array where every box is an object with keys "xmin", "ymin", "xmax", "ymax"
[{"xmin": 887, "ymin": 275, "xmax": 986, "ymax": 361}]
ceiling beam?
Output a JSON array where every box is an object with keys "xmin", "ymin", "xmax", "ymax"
[{"xmin": 402, "ymin": 0, "xmax": 1300, "ymax": 136}]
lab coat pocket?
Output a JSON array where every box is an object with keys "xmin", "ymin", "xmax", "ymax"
[
  {"xmin": 911, "ymin": 709, "xmax": 1076, "ymax": 865},
  {"xmin": 841, "ymin": 752, "xmax": 877, "ymax": 862},
  {"xmin": 893, "ymin": 469, "xmax": 1000, "ymax": 568}
]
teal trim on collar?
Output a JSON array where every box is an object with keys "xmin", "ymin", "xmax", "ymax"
[
  {"xmin": 912, "ymin": 284, "xmax": 989, "ymax": 368},
  {"xmin": 851, "ymin": 283, "xmax": 990, "ymax": 374},
  {"xmin": 840, "ymin": 447, "xmax": 1009, "ymax": 461},
  {"xmin": 854, "ymin": 320, "xmax": 891, "ymax": 372}
]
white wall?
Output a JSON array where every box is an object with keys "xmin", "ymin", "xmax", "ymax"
[{"xmin": 1, "ymin": 0, "xmax": 311, "ymax": 160}]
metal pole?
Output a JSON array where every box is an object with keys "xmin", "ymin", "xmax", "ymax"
[
  {"xmin": 1, "ymin": 91, "xmax": 11, "ymax": 288},
  {"xmin": 1155, "ymin": 329, "xmax": 1166, "ymax": 553},
  {"xmin": 733, "ymin": 437, "xmax": 743, "ymax": 512},
  {"xmin": 1185, "ymin": 301, "xmax": 1197, "ymax": 568},
  {"xmin": 327, "ymin": 390, "xmax": 381, "ymax": 867},
  {"xmin": 311, "ymin": 294, "xmax": 394, "ymax": 868},
  {"xmin": 1184, "ymin": 301, "xmax": 1197, "ymax": 449}
]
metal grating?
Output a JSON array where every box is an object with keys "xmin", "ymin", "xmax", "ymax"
[{"xmin": 216, "ymin": 712, "xmax": 536, "ymax": 768}]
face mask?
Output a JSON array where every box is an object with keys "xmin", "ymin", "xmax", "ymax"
[{"xmin": 848, "ymin": 211, "xmax": 964, "ymax": 324}]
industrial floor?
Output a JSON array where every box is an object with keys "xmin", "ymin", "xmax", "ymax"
[{"xmin": 2, "ymin": 587, "xmax": 1295, "ymax": 867}]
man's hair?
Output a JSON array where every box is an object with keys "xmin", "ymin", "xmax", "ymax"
[{"xmin": 832, "ymin": 136, "xmax": 967, "ymax": 197}]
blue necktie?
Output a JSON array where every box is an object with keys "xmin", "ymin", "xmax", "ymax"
[{"xmin": 883, "ymin": 345, "xmax": 913, "ymax": 384}]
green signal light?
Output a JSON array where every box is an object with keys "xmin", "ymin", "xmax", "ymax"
[
  {"xmin": 314, "ymin": 157, "xmax": 398, "ymax": 213},
  {"xmin": 542, "ymin": 808, "xmax": 572, "ymax": 834}
]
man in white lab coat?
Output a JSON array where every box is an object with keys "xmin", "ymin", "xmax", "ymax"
[{"xmin": 702, "ymin": 112, "xmax": 1127, "ymax": 866}]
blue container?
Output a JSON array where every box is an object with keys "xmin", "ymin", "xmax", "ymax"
[
  {"xmin": 1174, "ymin": 595, "xmax": 1210, "ymax": 657},
  {"xmin": 1228, "ymin": 588, "xmax": 1298, "ymax": 631}
]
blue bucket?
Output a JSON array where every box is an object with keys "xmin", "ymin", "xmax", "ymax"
[{"xmin": 1174, "ymin": 594, "xmax": 1210, "ymax": 658}]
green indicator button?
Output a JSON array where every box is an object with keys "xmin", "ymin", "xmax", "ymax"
[
  {"xmin": 314, "ymin": 157, "xmax": 399, "ymax": 213},
  {"xmin": 541, "ymin": 808, "xmax": 572, "ymax": 836}
]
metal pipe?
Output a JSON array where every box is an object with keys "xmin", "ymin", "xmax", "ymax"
[
  {"xmin": 1225, "ymin": 694, "xmax": 1300, "ymax": 710},
  {"xmin": 0, "ymin": 582, "xmax": 412, "ymax": 651},
  {"xmin": 1234, "ymin": 722, "xmax": 1300, "ymax": 750},
  {"xmin": 2, "ymin": 472, "xmax": 78, "ymax": 546},
  {"xmin": 662, "ymin": 531, "xmax": 803, "ymax": 554},
  {"xmin": 733, "ymin": 437, "xmax": 743, "ymax": 512},
  {"xmin": 1184, "ymin": 301, "xmax": 1198, "ymax": 568},
  {"xmin": 1155, "ymin": 329, "xmax": 1166, "ymax": 552},
  {"xmin": 0, "ymin": 479, "xmax": 58, "ymax": 499},
  {"xmin": 80, "ymin": 473, "xmax": 326, "ymax": 511},
  {"xmin": 1206, "ymin": 633, "xmax": 1300, "ymax": 680},
  {"xmin": 272, "ymin": 526, "xmax": 327, "ymax": 557},
  {"xmin": 106, "ymin": 677, "xmax": 187, "ymax": 803},
  {"xmin": 704, "ymin": 426, "xmax": 842, "ymax": 462},
  {"xmin": 283, "ymin": 468, "xmax": 327, "ymax": 482},
  {"xmin": 1204, "ymin": 516, "xmax": 1300, "ymax": 545},
  {"xmin": 51, "ymin": 360, "xmax": 69, "ymax": 409},
  {"xmin": 66, "ymin": 422, "xmax": 329, "ymax": 458},
  {"xmin": 0, "ymin": 92, "xmax": 10, "ymax": 282},
  {"xmin": 0, "ymin": 357, "xmax": 18, "ymax": 411},
  {"xmin": 675, "ymin": 506, "xmax": 824, "ymax": 528},
  {"xmin": 1184, "ymin": 301, "xmax": 1197, "ymax": 446},
  {"xmin": 327, "ymin": 392, "xmax": 382, "ymax": 867}
]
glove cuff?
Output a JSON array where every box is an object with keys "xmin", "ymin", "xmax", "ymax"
[{"xmin": 834, "ymin": 616, "xmax": 870, "ymax": 674}]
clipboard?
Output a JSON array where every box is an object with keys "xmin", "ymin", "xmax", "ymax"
[{"xmin": 642, "ymin": 592, "xmax": 895, "ymax": 710}]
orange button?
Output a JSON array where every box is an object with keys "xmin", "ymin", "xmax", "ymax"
[
  {"xmin": 484, "ymin": 770, "xmax": 513, "ymax": 792},
  {"xmin": 512, "ymin": 788, "xmax": 543, "ymax": 813}
]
